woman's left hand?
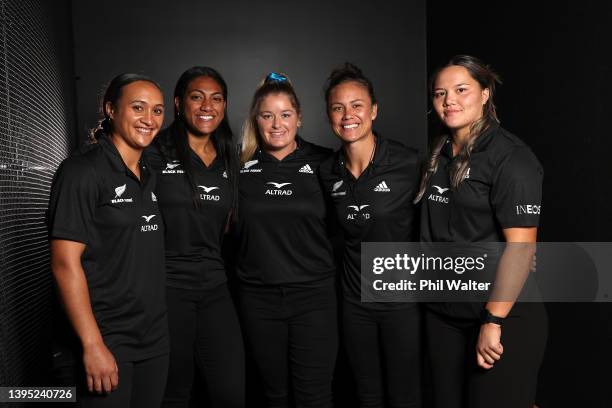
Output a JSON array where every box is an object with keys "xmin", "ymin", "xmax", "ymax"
[{"xmin": 476, "ymin": 323, "xmax": 503, "ymax": 369}]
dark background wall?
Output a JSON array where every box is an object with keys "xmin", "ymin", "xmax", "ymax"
[
  {"xmin": 71, "ymin": 0, "xmax": 426, "ymax": 151},
  {"xmin": 427, "ymin": 1, "xmax": 612, "ymax": 406},
  {"xmin": 0, "ymin": 0, "xmax": 76, "ymax": 399}
]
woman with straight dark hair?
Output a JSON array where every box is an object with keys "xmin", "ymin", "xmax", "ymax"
[
  {"xmin": 235, "ymin": 72, "xmax": 337, "ymax": 408},
  {"xmin": 417, "ymin": 55, "xmax": 547, "ymax": 408},
  {"xmin": 48, "ymin": 73, "xmax": 169, "ymax": 407},
  {"xmin": 318, "ymin": 63, "xmax": 422, "ymax": 408},
  {"xmin": 145, "ymin": 66, "xmax": 244, "ymax": 407}
]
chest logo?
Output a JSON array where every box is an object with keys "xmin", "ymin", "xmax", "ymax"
[
  {"xmin": 163, "ymin": 161, "xmax": 185, "ymax": 174},
  {"xmin": 265, "ymin": 182, "xmax": 293, "ymax": 196},
  {"xmin": 222, "ymin": 170, "xmax": 228, "ymax": 178},
  {"xmin": 141, "ymin": 214, "xmax": 159, "ymax": 232},
  {"xmin": 346, "ymin": 204, "xmax": 371, "ymax": 220},
  {"xmin": 428, "ymin": 185, "xmax": 450, "ymax": 204},
  {"xmin": 241, "ymin": 159, "xmax": 262, "ymax": 173},
  {"xmin": 198, "ymin": 185, "xmax": 221, "ymax": 201},
  {"xmin": 331, "ymin": 180, "xmax": 346, "ymax": 197},
  {"xmin": 151, "ymin": 192, "xmax": 157, "ymax": 202},
  {"xmin": 111, "ymin": 184, "xmax": 133, "ymax": 204},
  {"xmin": 464, "ymin": 168, "xmax": 471, "ymax": 179},
  {"xmin": 298, "ymin": 164, "xmax": 314, "ymax": 174},
  {"xmin": 374, "ymin": 180, "xmax": 391, "ymax": 192}
]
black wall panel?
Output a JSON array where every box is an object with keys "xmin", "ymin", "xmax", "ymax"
[
  {"xmin": 71, "ymin": 0, "xmax": 427, "ymax": 152},
  {"xmin": 0, "ymin": 0, "xmax": 76, "ymax": 393}
]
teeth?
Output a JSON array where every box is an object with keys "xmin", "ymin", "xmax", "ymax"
[
  {"xmin": 136, "ymin": 128, "xmax": 152, "ymax": 133},
  {"xmin": 343, "ymin": 124, "xmax": 358, "ymax": 129},
  {"xmin": 198, "ymin": 115, "xmax": 213, "ymax": 120}
]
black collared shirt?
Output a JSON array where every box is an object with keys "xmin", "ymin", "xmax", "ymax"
[
  {"xmin": 420, "ymin": 125, "xmax": 543, "ymax": 318},
  {"xmin": 235, "ymin": 137, "xmax": 336, "ymax": 286},
  {"xmin": 47, "ymin": 135, "xmax": 168, "ymax": 362},
  {"xmin": 318, "ymin": 136, "xmax": 420, "ymax": 305},
  {"xmin": 145, "ymin": 137, "xmax": 231, "ymax": 290},
  {"xmin": 420, "ymin": 124, "xmax": 543, "ymax": 243}
]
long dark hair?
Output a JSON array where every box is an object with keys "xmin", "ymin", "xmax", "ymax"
[
  {"xmin": 89, "ymin": 73, "xmax": 162, "ymax": 143},
  {"xmin": 154, "ymin": 66, "xmax": 239, "ymax": 212},
  {"xmin": 415, "ymin": 55, "xmax": 501, "ymax": 202},
  {"xmin": 240, "ymin": 72, "xmax": 301, "ymax": 164}
]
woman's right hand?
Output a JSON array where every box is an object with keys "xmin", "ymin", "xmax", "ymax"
[{"xmin": 83, "ymin": 341, "xmax": 119, "ymax": 394}]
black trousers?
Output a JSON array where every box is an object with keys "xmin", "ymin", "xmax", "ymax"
[
  {"xmin": 79, "ymin": 354, "xmax": 169, "ymax": 408},
  {"xmin": 163, "ymin": 283, "xmax": 245, "ymax": 408},
  {"xmin": 425, "ymin": 303, "xmax": 547, "ymax": 408},
  {"xmin": 239, "ymin": 281, "xmax": 338, "ymax": 408},
  {"xmin": 341, "ymin": 300, "xmax": 421, "ymax": 408}
]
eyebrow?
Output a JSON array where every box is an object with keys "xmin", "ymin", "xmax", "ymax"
[{"xmin": 189, "ymin": 89, "xmax": 224, "ymax": 96}]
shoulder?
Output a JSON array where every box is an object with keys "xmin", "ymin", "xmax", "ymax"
[
  {"xmin": 57, "ymin": 144, "xmax": 102, "ymax": 177},
  {"xmin": 379, "ymin": 137, "xmax": 420, "ymax": 171},
  {"xmin": 298, "ymin": 138, "xmax": 334, "ymax": 163},
  {"xmin": 318, "ymin": 149, "xmax": 340, "ymax": 177},
  {"xmin": 484, "ymin": 129, "xmax": 542, "ymax": 184},
  {"xmin": 489, "ymin": 127, "xmax": 542, "ymax": 173}
]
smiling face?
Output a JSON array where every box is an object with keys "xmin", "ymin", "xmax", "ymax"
[
  {"xmin": 178, "ymin": 75, "xmax": 226, "ymax": 137},
  {"xmin": 327, "ymin": 81, "xmax": 377, "ymax": 144},
  {"xmin": 256, "ymin": 92, "xmax": 301, "ymax": 157},
  {"xmin": 432, "ymin": 65, "xmax": 490, "ymax": 139},
  {"xmin": 106, "ymin": 80, "xmax": 164, "ymax": 150}
]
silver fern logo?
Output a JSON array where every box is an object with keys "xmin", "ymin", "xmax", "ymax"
[{"xmin": 111, "ymin": 184, "xmax": 133, "ymax": 204}]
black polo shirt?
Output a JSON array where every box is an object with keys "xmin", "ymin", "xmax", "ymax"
[
  {"xmin": 318, "ymin": 136, "xmax": 420, "ymax": 306},
  {"xmin": 420, "ymin": 124, "xmax": 543, "ymax": 317},
  {"xmin": 47, "ymin": 135, "xmax": 168, "ymax": 362},
  {"xmin": 235, "ymin": 137, "xmax": 336, "ymax": 286},
  {"xmin": 145, "ymin": 137, "xmax": 231, "ymax": 291},
  {"xmin": 420, "ymin": 124, "xmax": 543, "ymax": 242}
]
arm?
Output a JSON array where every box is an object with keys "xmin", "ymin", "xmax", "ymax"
[
  {"xmin": 51, "ymin": 239, "xmax": 118, "ymax": 393},
  {"xmin": 476, "ymin": 227, "xmax": 537, "ymax": 369}
]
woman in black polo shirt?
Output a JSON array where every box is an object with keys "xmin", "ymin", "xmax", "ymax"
[
  {"xmin": 235, "ymin": 73, "xmax": 337, "ymax": 408},
  {"xmin": 417, "ymin": 55, "xmax": 547, "ymax": 408},
  {"xmin": 145, "ymin": 66, "xmax": 244, "ymax": 408},
  {"xmin": 48, "ymin": 73, "xmax": 169, "ymax": 407},
  {"xmin": 318, "ymin": 63, "xmax": 422, "ymax": 408}
]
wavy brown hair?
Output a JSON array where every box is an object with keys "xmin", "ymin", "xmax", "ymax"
[{"xmin": 415, "ymin": 55, "xmax": 502, "ymax": 203}]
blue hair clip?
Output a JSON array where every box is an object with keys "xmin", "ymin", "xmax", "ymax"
[{"xmin": 266, "ymin": 72, "xmax": 288, "ymax": 83}]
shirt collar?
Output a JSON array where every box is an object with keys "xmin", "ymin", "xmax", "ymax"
[
  {"xmin": 440, "ymin": 121, "xmax": 500, "ymax": 158},
  {"xmin": 332, "ymin": 134, "xmax": 391, "ymax": 175},
  {"xmin": 98, "ymin": 133, "xmax": 150, "ymax": 179}
]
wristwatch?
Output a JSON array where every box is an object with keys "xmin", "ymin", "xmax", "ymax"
[{"xmin": 480, "ymin": 308, "xmax": 505, "ymax": 326}]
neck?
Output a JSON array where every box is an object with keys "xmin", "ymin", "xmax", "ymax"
[
  {"xmin": 450, "ymin": 127, "xmax": 471, "ymax": 156},
  {"xmin": 343, "ymin": 133, "xmax": 376, "ymax": 178},
  {"xmin": 111, "ymin": 134, "xmax": 142, "ymax": 176},
  {"xmin": 264, "ymin": 140, "xmax": 297, "ymax": 161},
  {"xmin": 188, "ymin": 132, "xmax": 214, "ymax": 153}
]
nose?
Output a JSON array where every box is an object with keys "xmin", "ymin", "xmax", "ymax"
[
  {"xmin": 199, "ymin": 98, "xmax": 213, "ymax": 112},
  {"xmin": 272, "ymin": 115, "xmax": 281, "ymax": 129},
  {"xmin": 443, "ymin": 91, "xmax": 456, "ymax": 107},
  {"xmin": 343, "ymin": 108, "xmax": 354, "ymax": 120},
  {"xmin": 141, "ymin": 109, "xmax": 153, "ymax": 125}
]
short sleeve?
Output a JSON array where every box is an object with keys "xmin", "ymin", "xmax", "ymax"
[
  {"xmin": 47, "ymin": 157, "xmax": 98, "ymax": 244},
  {"xmin": 490, "ymin": 147, "xmax": 543, "ymax": 228}
]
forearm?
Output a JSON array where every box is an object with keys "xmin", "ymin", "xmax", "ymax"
[{"xmin": 487, "ymin": 234, "xmax": 536, "ymax": 317}]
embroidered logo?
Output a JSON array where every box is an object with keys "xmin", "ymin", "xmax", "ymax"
[
  {"xmin": 331, "ymin": 180, "xmax": 346, "ymax": 197},
  {"xmin": 373, "ymin": 181, "xmax": 391, "ymax": 192},
  {"xmin": 298, "ymin": 164, "xmax": 314, "ymax": 174},
  {"xmin": 111, "ymin": 184, "xmax": 133, "ymax": 204},
  {"xmin": 265, "ymin": 182, "xmax": 293, "ymax": 196}
]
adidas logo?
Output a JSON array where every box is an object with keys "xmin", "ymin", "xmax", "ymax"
[
  {"xmin": 298, "ymin": 164, "xmax": 314, "ymax": 174},
  {"xmin": 373, "ymin": 181, "xmax": 391, "ymax": 192}
]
